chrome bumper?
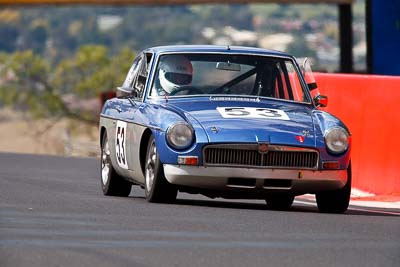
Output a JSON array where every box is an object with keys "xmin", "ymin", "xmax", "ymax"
[{"xmin": 163, "ymin": 165, "xmax": 348, "ymax": 193}]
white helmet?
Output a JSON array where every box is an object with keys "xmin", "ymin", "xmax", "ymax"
[{"xmin": 159, "ymin": 55, "xmax": 193, "ymax": 94}]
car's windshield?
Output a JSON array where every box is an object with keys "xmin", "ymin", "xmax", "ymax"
[{"xmin": 150, "ymin": 53, "xmax": 310, "ymax": 103}]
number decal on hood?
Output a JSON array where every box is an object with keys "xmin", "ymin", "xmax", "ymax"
[
  {"xmin": 115, "ymin": 121, "xmax": 128, "ymax": 169},
  {"xmin": 217, "ymin": 107, "xmax": 290, "ymax": 120}
]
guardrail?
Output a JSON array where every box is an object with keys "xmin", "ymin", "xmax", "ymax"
[{"xmin": 315, "ymin": 72, "xmax": 400, "ymax": 196}]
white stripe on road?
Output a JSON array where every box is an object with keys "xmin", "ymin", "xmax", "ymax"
[{"xmin": 294, "ymin": 199, "xmax": 400, "ymax": 216}]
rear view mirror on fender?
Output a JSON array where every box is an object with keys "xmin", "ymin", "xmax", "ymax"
[{"xmin": 314, "ymin": 95, "xmax": 328, "ymax": 108}]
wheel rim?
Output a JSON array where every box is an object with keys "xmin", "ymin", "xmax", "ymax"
[
  {"xmin": 145, "ymin": 140, "xmax": 157, "ymax": 193},
  {"xmin": 101, "ymin": 138, "xmax": 111, "ymax": 185}
]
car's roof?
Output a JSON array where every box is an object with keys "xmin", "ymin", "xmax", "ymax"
[{"xmin": 144, "ymin": 45, "xmax": 292, "ymax": 58}]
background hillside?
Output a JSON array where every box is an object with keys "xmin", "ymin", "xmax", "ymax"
[
  {"xmin": 0, "ymin": 1, "xmax": 366, "ymax": 72},
  {"xmin": 0, "ymin": 1, "xmax": 366, "ymax": 156}
]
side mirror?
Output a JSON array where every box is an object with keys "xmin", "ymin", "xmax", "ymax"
[
  {"xmin": 314, "ymin": 95, "xmax": 328, "ymax": 108},
  {"xmin": 116, "ymin": 86, "xmax": 133, "ymax": 98}
]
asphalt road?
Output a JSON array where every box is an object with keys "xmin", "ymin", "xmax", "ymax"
[{"xmin": 1, "ymin": 153, "xmax": 399, "ymax": 267}]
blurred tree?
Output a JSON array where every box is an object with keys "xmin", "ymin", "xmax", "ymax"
[
  {"xmin": 0, "ymin": 50, "xmax": 65, "ymax": 118},
  {"xmin": 53, "ymin": 45, "xmax": 110, "ymax": 97},
  {"xmin": 0, "ymin": 9, "xmax": 21, "ymax": 24},
  {"xmin": 0, "ymin": 24, "xmax": 19, "ymax": 52},
  {"xmin": 0, "ymin": 46, "xmax": 135, "ymax": 123},
  {"xmin": 286, "ymin": 35, "xmax": 317, "ymax": 61},
  {"xmin": 53, "ymin": 45, "xmax": 134, "ymax": 97},
  {"xmin": 324, "ymin": 22, "xmax": 339, "ymax": 42},
  {"xmin": 27, "ymin": 23, "xmax": 48, "ymax": 54},
  {"xmin": 0, "ymin": 9, "xmax": 20, "ymax": 52},
  {"xmin": 191, "ymin": 4, "xmax": 253, "ymax": 30}
]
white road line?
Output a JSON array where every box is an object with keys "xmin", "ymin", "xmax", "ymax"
[
  {"xmin": 350, "ymin": 200, "xmax": 400, "ymax": 209},
  {"xmin": 347, "ymin": 206, "xmax": 400, "ymax": 216},
  {"xmin": 294, "ymin": 199, "xmax": 400, "ymax": 216}
]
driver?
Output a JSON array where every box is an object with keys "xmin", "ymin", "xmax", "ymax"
[{"xmin": 157, "ymin": 55, "xmax": 193, "ymax": 96}]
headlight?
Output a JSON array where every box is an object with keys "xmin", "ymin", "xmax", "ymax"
[
  {"xmin": 166, "ymin": 122, "xmax": 194, "ymax": 149},
  {"xmin": 324, "ymin": 127, "xmax": 350, "ymax": 154}
]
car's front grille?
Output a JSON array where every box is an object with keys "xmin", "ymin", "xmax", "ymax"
[{"xmin": 203, "ymin": 144, "xmax": 318, "ymax": 169}]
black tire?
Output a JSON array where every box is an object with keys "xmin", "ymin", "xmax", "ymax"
[
  {"xmin": 144, "ymin": 135, "xmax": 177, "ymax": 203},
  {"xmin": 316, "ymin": 162, "xmax": 352, "ymax": 213},
  {"xmin": 101, "ymin": 132, "xmax": 132, "ymax": 197},
  {"xmin": 265, "ymin": 194, "xmax": 295, "ymax": 210}
]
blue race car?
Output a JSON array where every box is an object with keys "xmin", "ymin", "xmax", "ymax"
[{"xmin": 99, "ymin": 45, "xmax": 351, "ymax": 213}]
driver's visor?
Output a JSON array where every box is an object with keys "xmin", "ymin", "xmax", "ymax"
[{"xmin": 165, "ymin": 72, "xmax": 192, "ymax": 85}]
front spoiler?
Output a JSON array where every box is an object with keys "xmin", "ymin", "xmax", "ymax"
[{"xmin": 163, "ymin": 165, "xmax": 348, "ymax": 194}]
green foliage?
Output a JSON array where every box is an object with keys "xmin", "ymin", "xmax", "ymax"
[
  {"xmin": 53, "ymin": 45, "xmax": 110, "ymax": 97},
  {"xmin": 0, "ymin": 2, "xmax": 367, "ymax": 117},
  {"xmin": 249, "ymin": 4, "xmax": 280, "ymax": 17},
  {"xmin": 0, "ymin": 5, "xmax": 259, "ymax": 60},
  {"xmin": 0, "ymin": 46, "xmax": 135, "ymax": 123},
  {"xmin": 0, "ymin": 3, "xmax": 366, "ymax": 62},
  {"xmin": 286, "ymin": 35, "xmax": 317, "ymax": 61},
  {"xmin": 0, "ymin": 24, "xmax": 19, "ymax": 52},
  {"xmin": 53, "ymin": 45, "xmax": 134, "ymax": 98},
  {"xmin": 191, "ymin": 4, "xmax": 253, "ymax": 30},
  {"xmin": 0, "ymin": 50, "xmax": 71, "ymax": 119},
  {"xmin": 27, "ymin": 19, "xmax": 48, "ymax": 54}
]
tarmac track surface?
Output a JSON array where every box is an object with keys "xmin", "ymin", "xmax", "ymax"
[{"xmin": 0, "ymin": 153, "xmax": 399, "ymax": 267}]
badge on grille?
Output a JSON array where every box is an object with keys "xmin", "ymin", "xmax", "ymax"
[{"xmin": 258, "ymin": 143, "xmax": 269, "ymax": 154}]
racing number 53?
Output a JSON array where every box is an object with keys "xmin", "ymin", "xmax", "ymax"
[
  {"xmin": 217, "ymin": 107, "xmax": 290, "ymax": 120},
  {"xmin": 115, "ymin": 121, "xmax": 128, "ymax": 169}
]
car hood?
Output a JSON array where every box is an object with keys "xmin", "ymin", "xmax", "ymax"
[{"xmin": 167, "ymin": 99, "xmax": 316, "ymax": 147}]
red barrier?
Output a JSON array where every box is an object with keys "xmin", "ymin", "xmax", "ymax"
[{"xmin": 314, "ymin": 73, "xmax": 400, "ymax": 196}]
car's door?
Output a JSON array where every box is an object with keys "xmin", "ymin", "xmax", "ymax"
[
  {"xmin": 109, "ymin": 53, "xmax": 144, "ymax": 179},
  {"xmin": 112, "ymin": 52, "xmax": 152, "ymax": 183}
]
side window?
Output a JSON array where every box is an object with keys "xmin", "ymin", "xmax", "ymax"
[
  {"xmin": 273, "ymin": 60, "xmax": 307, "ymax": 102},
  {"xmin": 274, "ymin": 61, "xmax": 294, "ymax": 101},
  {"xmin": 122, "ymin": 55, "xmax": 143, "ymax": 89},
  {"xmin": 285, "ymin": 61, "xmax": 305, "ymax": 102},
  {"xmin": 133, "ymin": 53, "xmax": 152, "ymax": 98},
  {"xmin": 274, "ymin": 62, "xmax": 288, "ymax": 100}
]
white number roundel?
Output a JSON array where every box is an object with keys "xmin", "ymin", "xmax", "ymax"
[
  {"xmin": 217, "ymin": 107, "xmax": 290, "ymax": 120},
  {"xmin": 115, "ymin": 121, "xmax": 128, "ymax": 169}
]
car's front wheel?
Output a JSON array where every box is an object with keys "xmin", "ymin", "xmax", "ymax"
[
  {"xmin": 144, "ymin": 135, "xmax": 177, "ymax": 203},
  {"xmin": 101, "ymin": 132, "xmax": 132, "ymax": 197},
  {"xmin": 316, "ymin": 162, "xmax": 352, "ymax": 213}
]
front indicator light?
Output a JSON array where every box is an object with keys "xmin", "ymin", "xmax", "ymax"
[
  {"xmin": 322, "ymin": 161, "xmax": 340, "ymax": 169},
  {"xmin": 178, "ymin": 156, "xmax": 198, "ymax": 165}
]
